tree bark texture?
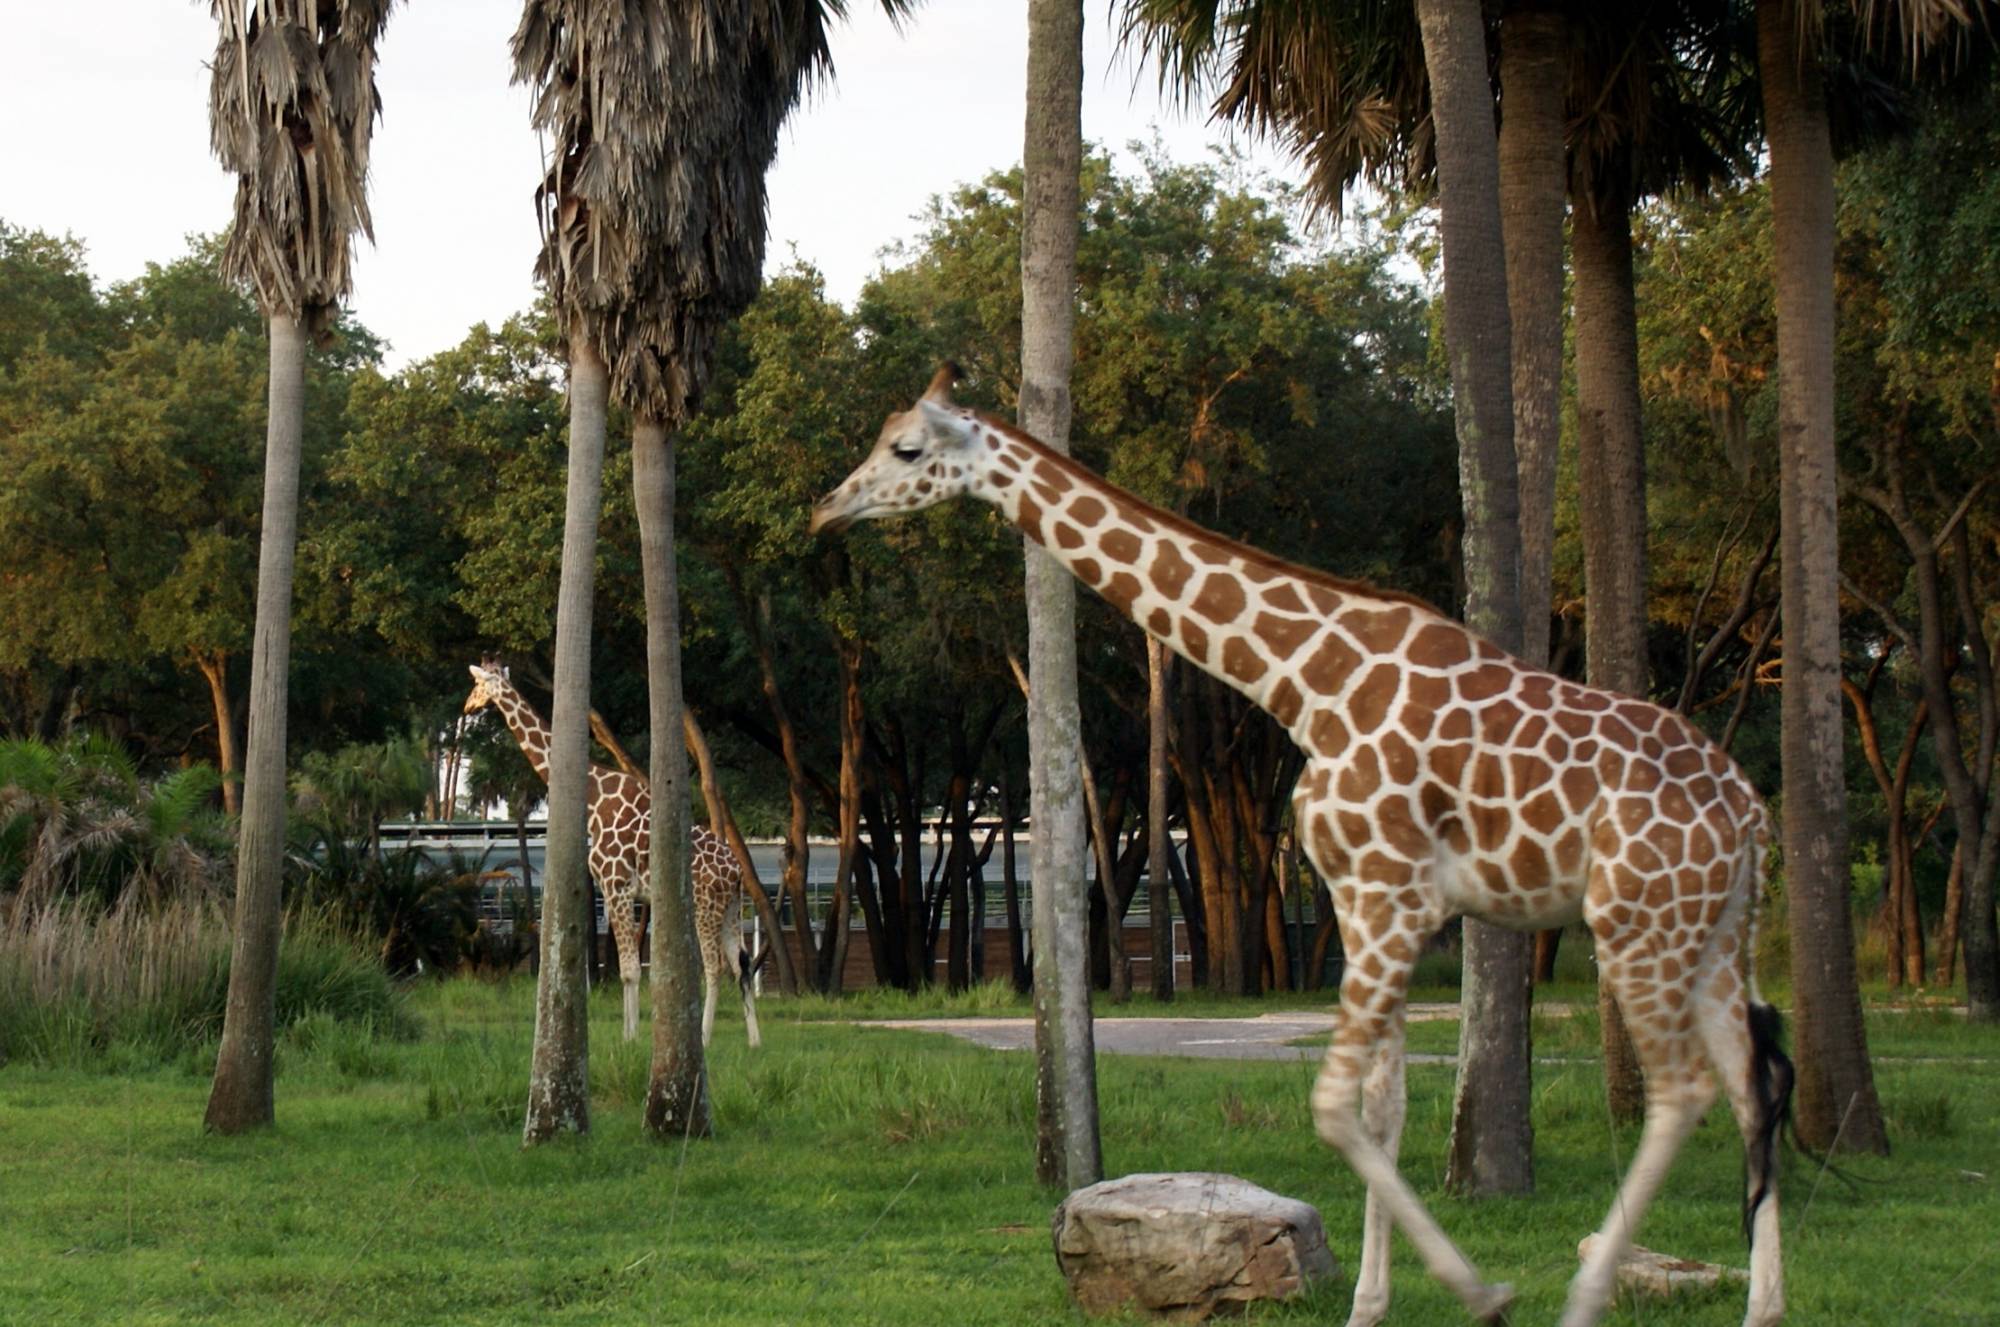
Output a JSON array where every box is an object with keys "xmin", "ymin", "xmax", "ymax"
[
  {"xmin": 1757, "ymin": 0, "xmax": 1887, "ymax": 1153},
  {"xmin": 1419, "ymin": 0, "xmax": 1534, "ymax": 1196},
  {"xmin": 1147, "ymin": 639, "xmax": 1175, "ymax": 1001},
  {"xmin": 634, "ymin": 418, "xmax": 711, "ymax": 1140},
  {"xmin": 1498, "ymin": 2, "xmax": 1566, "ymax": 669},
  {"xmin": 195, "ymin": 651, "xmax": 241, "ymax": 818},
  {"xmin": 523, "ymin": 337, "xmax": 607, "ymax": 1145},
  {"xmin": 1571, "ymin": 193, "xmax": 1650, "ymax": 1126},
  {"xmin": 1022, "ymin": 0, "xmax": 1100, "ymax": 1192},
  {"xmin": 204, "ymin": 312, "xmax": 306, "ymax": 1134}
]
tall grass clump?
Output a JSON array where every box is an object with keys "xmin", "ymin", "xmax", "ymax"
[{"xmin": 0, "ymin": 895, "xmax": 409, "ymax": 1069}]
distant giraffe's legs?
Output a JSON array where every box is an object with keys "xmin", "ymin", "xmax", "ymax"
[
  {"xmin": 700, "ymin": 953, "xmax": 720, "ymax": 1048},
  {"xmin": 1694, "ymin": 890, "xmax": 1787, "ymax": 1327},
  {"xmin": 607, "ymin": 887, "xmax": 642, "ymax": 1041},
  {"xmin": 1301, "ymin": 848, "xmax": 1510, "ymax": 1327},
  {"xmin": 1564, "ymin": 874, "xmax": 1720, "ymax": 1327},
  {"xmin": 737, "ymin": 933, "xmax": 762, "ymax": 1049}
]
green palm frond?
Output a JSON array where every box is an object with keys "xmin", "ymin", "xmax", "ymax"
[{"xmin": 207, "ymin": 1, "xmax": 396, "ymax": 334}]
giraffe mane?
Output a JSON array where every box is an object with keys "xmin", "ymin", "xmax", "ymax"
[{"xmin": 971, "ymin": 411, "xmax": 1446, "ymax": 618}]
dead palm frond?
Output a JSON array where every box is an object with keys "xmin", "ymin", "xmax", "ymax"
[
  {"xmin": 512, "ymin": 0, "xmax": 915, "ymax": 423},
  {"xmin": 207, "ymin": 0, "xmax": 395, "ymax": 336}
]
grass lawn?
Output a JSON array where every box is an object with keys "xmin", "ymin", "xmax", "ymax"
[{"xmin": 2, "ymin": 977, "xmax": 1994, "ymax": 1325}]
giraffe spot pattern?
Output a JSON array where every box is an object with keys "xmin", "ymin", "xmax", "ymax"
[
  {"xmin": 1100, "ymin": 528, "xmax": 1143, "ymax": 564},
  {"xmin": 1191, "ymin": 573, "xmax": 1247, "ymax": 624}
]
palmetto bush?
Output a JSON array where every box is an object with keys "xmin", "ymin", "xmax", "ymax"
[
  {"xmin": 0, "ymin": 735, "xmax": 232, "ymax": 909},
  {"xmin": 286, "ymin": 830, "xmax": 485, "ymax": 978},
  {"xmin": 0, "ymin": 895, "xmax": 407, "ymax": 1069}
]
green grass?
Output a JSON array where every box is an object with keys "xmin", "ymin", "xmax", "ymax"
[{"xmin": 1, "ymin": 976, "xmax": 1995, "ymax": 1325}]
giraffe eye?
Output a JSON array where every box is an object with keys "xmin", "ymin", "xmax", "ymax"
[{"xmin": 892, "ymin": 442, "xmax": 923, "ymax": 463}]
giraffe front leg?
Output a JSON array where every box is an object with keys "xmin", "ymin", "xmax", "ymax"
[
  {"xmin": 1348, "ymin": 1012, "xmax": 1409, "ymax": 1327},
  {"xmin": 1300, "ymin": 848, "xmax": 1510, "ymax": 1326}
]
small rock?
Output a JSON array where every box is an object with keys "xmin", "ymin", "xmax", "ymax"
[
  {"xmin": 1579, "ymin": 1235, "xmax": 1748, "ymax": 1300},
  {"xmin": 1052, "ymin": 1172, "xmax": 1338, "ymax": 1320}
]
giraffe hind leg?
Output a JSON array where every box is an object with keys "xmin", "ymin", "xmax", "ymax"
[
  {"xmin": 1693, "ymin": 892, "xmax": 1788, "ymax": 1327},
  {"xmin": 608, "ymin": 889, "xmax": 642, "ymax": 1041},
  {"xmin": 1300, "ymin": 859, "xmax": 1509, "ymax": 1327},
  {"xmin": 1564, "ymin": 885, "xmax": 1721, "ymax": 1327},
  {"xmin": 738, "ymin": 941, "xmax": 762, "ymax": 1049}
]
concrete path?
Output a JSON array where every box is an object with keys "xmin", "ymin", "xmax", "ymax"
[{"xmin": 860, "ymin": 1005, "xmax": 1464, "ymax": 1064}]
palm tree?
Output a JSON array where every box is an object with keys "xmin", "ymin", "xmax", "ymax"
[
  {"xmin": 202, "ymin": 0, "xmax": 395, "ymax": 1136},
  {"xmin": 512, "ymin": 0, "xmax": 914, "ymax": 1142},
  {"xmin": 1022, "ymin": 0, "xmax": 1102, "ymax": 1192},
  {"xmin": 1411, "ymin": 0, "xmax": 1535, "ymax": 1200},
  {"xmin": 1562, "ymin": 0, "xmax": 1759, "ymax": 1125},
  {"xmin": 1119, "ymin": 0, "xmax": 1537, "ymax": 1196}
]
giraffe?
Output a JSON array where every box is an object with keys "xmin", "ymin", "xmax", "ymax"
[
  {"xmin": 810, "ymin": 367, "xmax": 1793, "ymax": 1327},
  {"xmin": 463, "ymin": 663, "xmax": 761, "ymax": 1050}
]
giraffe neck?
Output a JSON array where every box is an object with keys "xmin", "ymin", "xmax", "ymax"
[
  {"xmin": 489, "ymin": 685, "xmax": 555, "ymax": 785},
  {"xmin": 963, "ymin": 413, "xmax": 1458, "ymax": 734}
]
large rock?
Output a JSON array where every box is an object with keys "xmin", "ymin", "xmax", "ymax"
[
  {"xmin": 1052, "ymin": 1172, "xmax": 1338, "ymax": 1320},
  {"xmin": 1578, "ymin": 1235, "xmax": 1748, "ymax": 1300}
]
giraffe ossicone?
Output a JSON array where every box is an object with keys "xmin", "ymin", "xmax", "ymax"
[
  {"xmin": 811, "ymin": 369, "xmax": 1792, "ymax": 1327},
  {"xmin": 463, "ymin": 662, "xmax": 760, "ymax": 1050}
]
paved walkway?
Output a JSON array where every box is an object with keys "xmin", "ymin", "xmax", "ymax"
[{"xmin": 860, "ymin": 1005, "xmax": 1465, "ymax": 1064}]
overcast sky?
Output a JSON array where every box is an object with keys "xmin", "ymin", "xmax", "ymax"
[{"xmin": 3, "ymin": 3, "xmax": 1296, "ymax": 370}]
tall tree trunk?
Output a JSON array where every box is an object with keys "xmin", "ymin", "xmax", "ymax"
[
  {"xmin": 1571, "ymin": 190, "xmax": 1649, "ymax": 1126},
  {"xmin": 1419, "ymin": 0, "xmax": 1534, "ymax": 1197},
  {"xmin": 826, "ymin": 641, "xmax": 867, "ymax": 998},
  {"xmin": 634, "ymin": 418, "xmax": 709, "ymax": 1140},
  {"xmin": 1022, "ymin": 0, "xmax": 1099, "ymax": 1192},
  {"xmin": 204, "ymin": 312, "xmax": 305, "ymax": 1134},
  {"xmin": 1757, "ymin": 0, "xmax": 1887, "ymax": 1152},
  {"xmin": 1501, "ymin": 1, "xmax": 1571, "ymax": 1018},
  {"xmin": 1499, "ymin": 2, "xmax": 1565, "ymax": 667},
  {"xmin": 1001, "ymin": 771, "xmax": 1030, "ymax": 994},
  {"xmin": 195, "ymin": 650, "xmax": 241, "ymax": 818},
  {"xmin": 1147, "ymin": 639, "xmax": 1175, "ymax": 1001},
  {"xmin": 522, "ymin": 336, "xmax": 607, "ymax": 1144}
]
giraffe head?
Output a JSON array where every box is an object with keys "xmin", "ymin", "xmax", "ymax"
[
  {"xmin": 463, "ymin": 660, "xmax": 509, "ymax": 715},
  {"xmin": 809, "ymin": 363, "xmax": 977, "ymax": 535}
]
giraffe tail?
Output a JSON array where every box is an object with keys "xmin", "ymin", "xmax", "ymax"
[{"xmin": 1742, "ymin": 803, "xmax": 1794, "ymax": 1247}]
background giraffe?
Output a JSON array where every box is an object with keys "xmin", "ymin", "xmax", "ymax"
[
  {"xmin": 463, "ymin": 663, "xmax": 760, "ymax": 1049},
  {"xmin": 811, "ymin": 368, "xmax": 1793, "ymax": 1327}
]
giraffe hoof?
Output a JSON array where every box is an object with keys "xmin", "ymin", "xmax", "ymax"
[{"xmin": 1471, "ymin": 1281, "xmax": 1515, "ymax": 1324}]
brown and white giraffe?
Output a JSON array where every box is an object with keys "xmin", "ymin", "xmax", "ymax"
[
  {"xmin": 463, "ymin": 663, "xmax": 761, "ymax": 1050},
  {"xmin": 811, "ymin": 367, "xmax": 1793, "ymax": 1327}
]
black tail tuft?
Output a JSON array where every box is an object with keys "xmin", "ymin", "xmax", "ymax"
[{"xmin": 1744, "ymin": 999, "xmax": 1795, "ymax": 1245}]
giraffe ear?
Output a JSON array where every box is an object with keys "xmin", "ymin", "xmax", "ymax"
[{"xmin": 915, "ymin": 396, "xmax": 967, "ymax": 442}]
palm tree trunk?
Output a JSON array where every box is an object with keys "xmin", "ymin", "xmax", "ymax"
[
  {"xmin": 1756, "ymin": 0, "xmax": 1887, "ymax": 1153},
  {"xmin": 204, "ymin": 311, "xmax": 306, "ymax": 1134},
  {"xmin": 1499, "ymin": 2, "xmax": 1565, "ymax": 668},
  {"xmin": 1419, "ymin": 0, "xmax": 1534, "ymax": 1197},
  {"xmin": 1572, "ymin": 190, "xmax": 1649, "ymax": 1126},
  {"xmin": 1022, "ymin": 0, "xmax": 1100, "ymax": 1192},
  {"xmin": 634, "ymin": 416, "xmax": 710, "ymax": 1139},
  {"xmin": 523, "ymin": 336, "xmax": 608, "ymax": 1145},
  {"xmin": 1147, "ymin": 639, "xmax": 1174, "ymax": 1001}
]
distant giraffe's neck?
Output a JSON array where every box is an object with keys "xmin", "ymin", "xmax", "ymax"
[
  {"xmin": 963, "ymin": 413, "xmax": 1456, "ymax": 733},
  {"xmin": 490, "ymin": 685, "xmax": 554, "ymax": 784}
]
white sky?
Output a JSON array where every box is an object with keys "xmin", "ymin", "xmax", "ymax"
[{"xmin": 2, "ymin": 2, "xmax": 1296, "ymax": 370}]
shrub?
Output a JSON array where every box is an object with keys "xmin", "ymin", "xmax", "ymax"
[{"xmin": 0, "ymin": 895, "xmax": 408, "ymax": 1069}]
